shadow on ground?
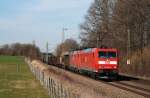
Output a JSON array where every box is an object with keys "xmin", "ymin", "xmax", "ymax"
[{"xmin": 99, "ymin": 74, "xmax": 139, "ymax": 82}]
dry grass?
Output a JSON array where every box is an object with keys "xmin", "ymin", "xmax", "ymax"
[
  {"xmin": 120, "ymin": 47, "xmax": 150, "ymax": 77},
  {"xmin": 31, "ymin": 60, "xmax": 145, "ymax": 98}
]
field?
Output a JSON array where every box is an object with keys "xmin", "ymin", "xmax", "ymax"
[{"xmin": 0, "ymin": 56, "xmax": 50, "ymax": 98}]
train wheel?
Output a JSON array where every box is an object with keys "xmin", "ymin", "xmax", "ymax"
[
  {"xmin": 91, "ymin": 72, "xmax": 97, "ymax": 79},
  {"xmin": 78, "ymin": 70, "xmax": 82, "ymax": 74}
]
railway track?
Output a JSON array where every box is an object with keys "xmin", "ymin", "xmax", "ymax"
[
  {"xmin": 48, "ymin": 64, "xmax": 150, "ymax": 98},
  {"xmin": 99, "ymin": 75, "xmax": 150, "ymax": 97},
  {"xmin": 75, "ymin": 69, "xmax": 150, "ymax": 97},
  {"xmin": 116, "ymin": 81, "xmax": 150, "ymax": 93},
  {"xmin": 95, "ymin": 75, "xmax": 150, "ymax": 97},
  {"xmin": 117, "ymin": 74, "xmax": 150, "ymax": 86},
  {"xmin": 106, "ymin": 81, "xmax": 150, "ymax": 98},
  {"xmin": 77, "ymin": 71, "xmax": 150, "ymax": 97}
]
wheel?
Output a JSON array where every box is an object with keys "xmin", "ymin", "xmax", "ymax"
[
  {"xmin": 78, "ymin": 69, "xmax": 82, "ymax": 74},
  {"xmin": 91, "ymin": 72, "xmax": 97, "ymax": 79}
]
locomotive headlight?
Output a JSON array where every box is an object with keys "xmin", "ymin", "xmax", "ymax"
[
  {"xmin": 110, "ymin": 61, "xmax": 117, "ymax": 64},
  {"xmin": 98, "ymin": 61, "xmax": 105, "ymax": 64}
]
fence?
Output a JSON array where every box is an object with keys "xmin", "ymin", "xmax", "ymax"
[
  {"xmin": 25, "ymin": 59, "xmax": 145, "ymax": 98},
  {"xmin": 25, "ymin": 59, "xmax": 80, "ymax": 98}
]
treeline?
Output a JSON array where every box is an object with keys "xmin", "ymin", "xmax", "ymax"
[
  {"xmin": 80, "ymin": 0, "xmax": 149, "ymax": 50},
  {"xmin": 79, "ymin": 0, "xmax": 150, "ymax": 77},
  {"xmin": 0, "ymin": 43, "xmax": 41, "ymax": 59}
]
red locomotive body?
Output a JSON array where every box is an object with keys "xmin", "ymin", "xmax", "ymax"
[{"xmin": 70, "ymin": 48, "xmax": 119, "ymax": 77}]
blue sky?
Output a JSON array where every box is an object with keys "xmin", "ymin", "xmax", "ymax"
[{"xmin": 0, "ymin": 0, "xmax": 93, "ymax": 52}]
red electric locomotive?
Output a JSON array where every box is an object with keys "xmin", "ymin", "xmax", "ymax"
[{"xmin": 69, "ymin": 48, "xmax": 119, "ymax": 78}]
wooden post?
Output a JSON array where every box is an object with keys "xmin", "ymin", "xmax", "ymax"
[
  {"xmin": 64, "ymin": 88, "xmax": 68, "ymax": 98},
  {"xmin": 68, "ymin": 88, "xmax": 71, "ymax": 98}
]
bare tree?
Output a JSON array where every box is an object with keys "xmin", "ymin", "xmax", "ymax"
[
  {"xmin": 55, "ymin": 39, "xmax": 79, "ymax": 57},
  {"xmin": 79, "ymin": 0, "xmax": 115, "ymax": 48},
  {"xmin": 79, "ymin": 0, "xmax": 150, "ymax": 76},
  {"xmin": 112, "ymin": 0, "xmax": 149, "ymax": 50}
]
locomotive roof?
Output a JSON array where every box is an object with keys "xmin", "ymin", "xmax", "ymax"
[
  {"xmin": 71, "ymin": 48, "xmax": 117, "ymax": 54},
  {"xmin": 98, "ymin": 48, "xmax": 117, "ymax": 51}
]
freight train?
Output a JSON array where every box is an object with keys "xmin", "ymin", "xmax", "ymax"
[{"xmin": 42, "ymin": 48, "xmax": 119, "ymax": 79}]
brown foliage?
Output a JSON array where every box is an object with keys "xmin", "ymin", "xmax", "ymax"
[
  {"xmin": 80, "ymin": 0, "xmax": 113, "ymax": 47},
  {"xmin": 55, "ymin": 39, "xmax": 79, "ymax": 57},
  {"xmin": 112, "ymin": 0, "xmax": 150, "ymax": 51},
  {"xmin": 120, "ymin": 47, "xmax": 150, "ymax": 77}
]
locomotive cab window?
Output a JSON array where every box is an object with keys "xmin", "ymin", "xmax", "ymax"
[
  {"xmin": 108, "ymin": 52, "xmax": 117, "ymax": 58},
  {"xmin": 99, "ymin": 52, "xmax": 107, "ymax": 58},
  {"xmin": 99, "ymin": 51, "xmax": 117, "ymax": 58}
]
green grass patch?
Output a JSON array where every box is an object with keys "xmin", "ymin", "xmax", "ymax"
[{"xmin": 0, "ymin": 55, "xmax": 50, "ymax": 98}]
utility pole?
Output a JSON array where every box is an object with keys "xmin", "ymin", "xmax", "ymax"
[
  {"xmin": 144, "ymin": 8, "xmax": 150, "ymax": 47},
  {"xmin": 60, "ymin": 28, "xmax": 68, "ymax": 63},
  {"xmin": 62, "ymin": 28, "xmax": 68, "ymax": 43},
  {"xmin": 61, "ymin": 28, "xmax": 68, "ymax": 50},
  {"xmin": 46, "ymin": 42, "xmax": 49, "ymax": 63},
  {"xmin": 127, "ymin": 29, "xmax": 131, "ymax": 65},
  {"xmin": 32, "ymin": 40, "xmax": 36, "ymax": 47},
  {"xmin": 31, "ymin": 40, "xmax": 36, "ymax": 59},
  {"xmin": 97, "ymin": 34, "xmax": 99, "ymax": 48},
  {"xmin": 97, "ymin": 31, "xmax": 102, "ymax": 48}
]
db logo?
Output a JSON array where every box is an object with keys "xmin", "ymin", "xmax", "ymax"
[{"xmin": 106, "ymin": 59, "xmax": 110, "ymax": 64}]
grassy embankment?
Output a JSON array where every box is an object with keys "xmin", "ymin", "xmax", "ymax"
[
  {"xmin": 120, "ymin": 47, "xmax": 150, "ymax": 78},
  {"xmin": 0, "ymin": 56, "xmax": 50, "ymax": 98}
]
